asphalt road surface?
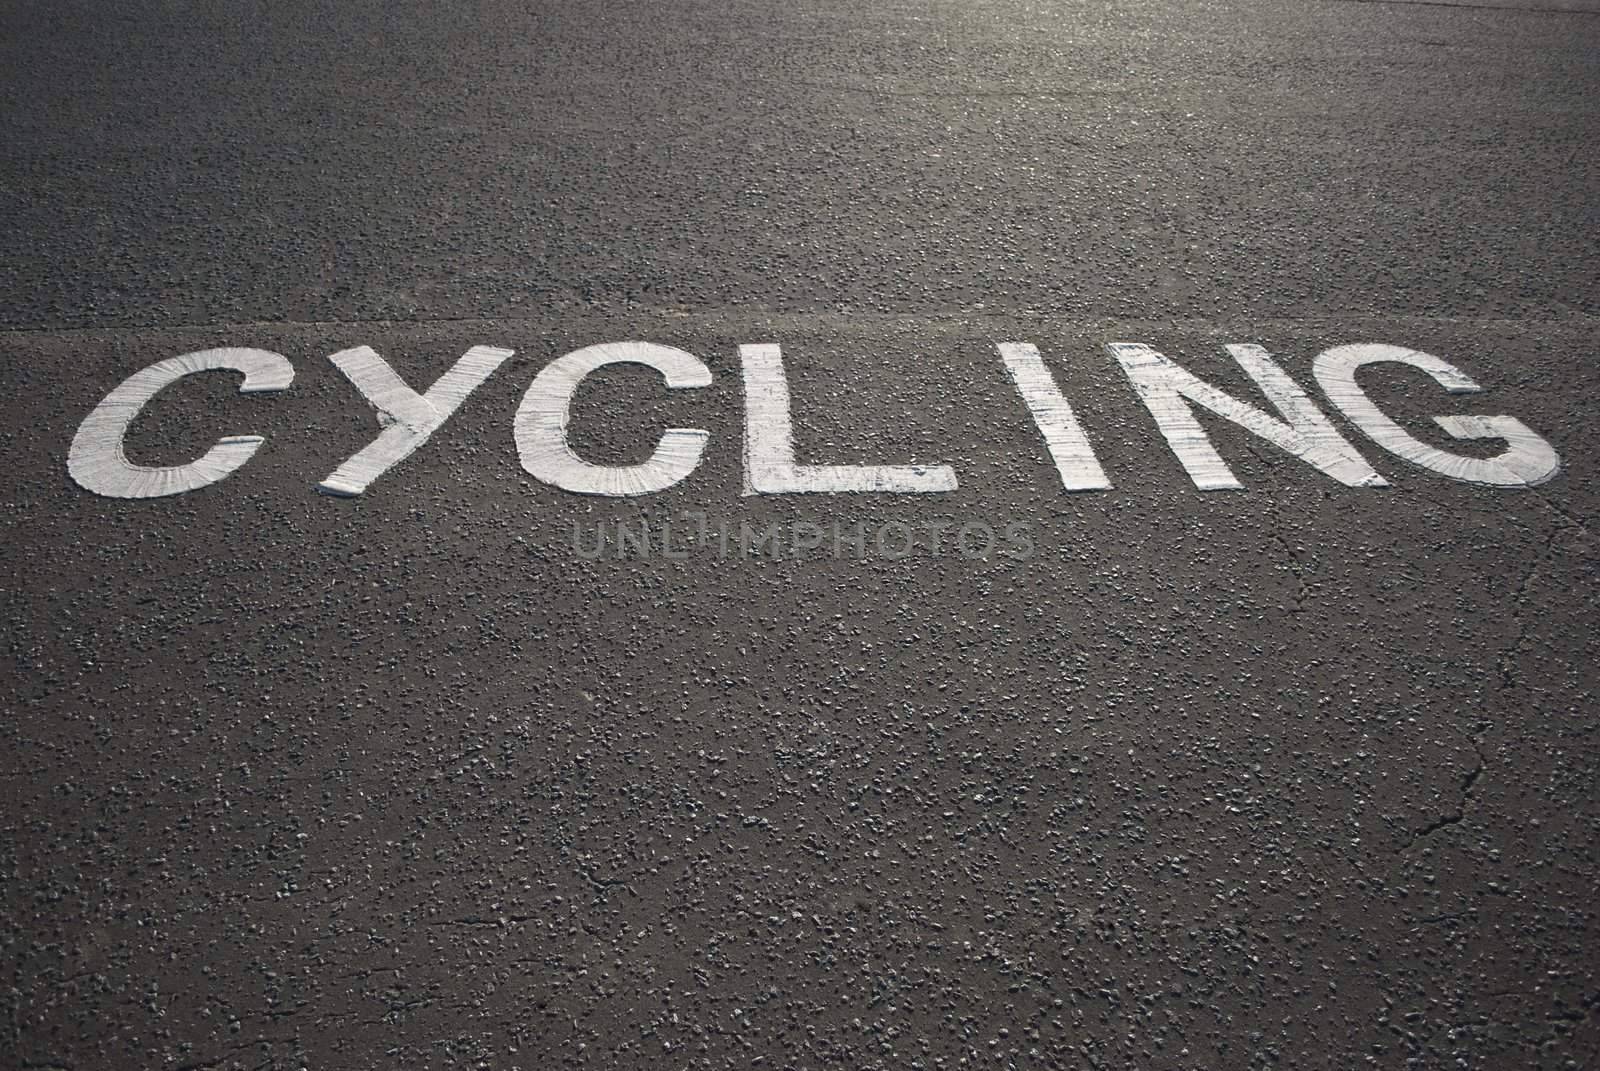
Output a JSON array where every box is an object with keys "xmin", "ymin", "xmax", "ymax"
[{"xmin": 3, "ymin": 1, "xmax": 1598, "ymax": 1068}]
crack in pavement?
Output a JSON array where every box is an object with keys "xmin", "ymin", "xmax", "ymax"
[
  {"xmin": 1234, "ymin": 438, "xmax": 1314, "ymax": 613},
  {"xmin": 1326, "ymin": 0, "xmax": 1600, "ymax": 15},
  {"xmin": 429, "ymin": 913, "xmax": 540, "ymax": 927},
  {"xmin": 1497, "ymin": 520, "xmax": 1571, "ymax": 692},
  {"xmin": 1398, "ymin": 739, "xmax": 1487, "ymax": 851}
]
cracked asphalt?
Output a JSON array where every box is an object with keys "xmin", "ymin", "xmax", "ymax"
[{"xmin": 2, "ymin": 1, "xmax": 1598, "ymax": 1068}]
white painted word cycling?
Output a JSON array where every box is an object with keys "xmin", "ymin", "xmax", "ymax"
[{"xmin": 67, "ymin": 340, "xmax": 1561, "ymax": 499}]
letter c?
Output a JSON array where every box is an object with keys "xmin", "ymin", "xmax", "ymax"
[
  {"xmin": 514, "ymin": 341, "xmax": 712, "ymax": 496},
  {"xmin": 68, "ymin": 347, "xmax": 294, "ymax": 498}
]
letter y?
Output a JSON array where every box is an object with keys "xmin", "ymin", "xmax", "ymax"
[{"xmin": 318, "ymin": 344, "xmax": 511, "ymax": 496}]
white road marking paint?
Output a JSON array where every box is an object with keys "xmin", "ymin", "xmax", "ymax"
[
  {"xmin": 66, "ymin": 337, "xmax": 1564, "ymax": 501},
  {"xmin": 1314, "ymin": 344, "xmax": 1561, "ymax": 488},
  {"xmin": 318, "ymin": 344, "xmax": 512, "ymax": 496},
  {"xmin": 68, "ymin": 347, "xmax": 294, "ymax": 499},
  {"xmin": 996, "ymin": 342, "xmax": 1111, "ymax": 492},
  {"xmin": 740, "ymin": 343, "xmax": 959, "ymax": 495},
  {"xmin": 515, "ymin": 340, "xmax": 712, "ymax": 496},
  {"xmin": 1109, "ymin": 342, "xmax": 1389, "ymax": 491}
]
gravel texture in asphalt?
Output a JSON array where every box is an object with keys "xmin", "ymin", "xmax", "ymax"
[{"xmin": 2, "ymin": 1, "xmax": 1597, "ymax": 1068}]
